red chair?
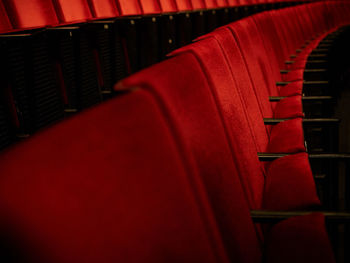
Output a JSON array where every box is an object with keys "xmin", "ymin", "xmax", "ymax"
[
  {"xmin": 117, "ymin": 50, "xmax": 335, "ymax": 263},
  {"xmin": 0, "ymin": 90, "xmax": 230, "ymax": 263}
]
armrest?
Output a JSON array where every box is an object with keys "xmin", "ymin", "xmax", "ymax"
[
  {"xmin": 303, "ymin": 80, "xmax": 329, "ymax": 89},
  {"xmin": 46, "ymin": 26, "xmax": 80, "ymax": 31},
  {"xmin": 304, "ymin": 69, "xmax": 327, "ymax": 73},
  {"xmin": 269, "ymin": 96, "xmax": 333, "ymax": 102},
  {"xmin": 312, "ymin": 48, "xmax": 329, "ymax": 52},
  {"xmin": 250, "ymin": 210, "xmax": 350, "ymax": 224},
  {"xmin": 258, "ymin": 153, "xmax": 350, "ymax": 161},
  {"xmin": 308, "ymin": 54, "xmax": 327, "ymax": 58},
  {"xmin": 263, "ymin": 118, "xmax": 340, "ymax": 125},
  {"xmin": 276, "ymin": 81, "xmax": 291, "ymax": 86},
  {"xmin": 306, "ymin": 60, "xmax": 328, "ymax": 64}
]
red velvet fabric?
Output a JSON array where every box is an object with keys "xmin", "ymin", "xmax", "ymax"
[
  {"xmin": 268, "ymin": 118, "xmax": 306, "ymax": 153},
  {"xmin": 0, "ymin": 91, "xmax": 229, "ymax": 263},
  {"xmin": 53, "ymin": 0, "xmax": 93, "ymax": 23},
  {"xmin": 216, "ymin": 0, "xmax": 228, "ymax": 7},
  {"xmin": 173, "ymin": 0, "xmax": 192, "ymax": 10},
  {"xmin": 279, "ymin": 81, "xmax": 303, "ymax": 97},
  {"xmin": 158, "ymin": 0, "xmax": 178, "ymax": 12},
  {"xmin": 263, "ymin": 153, "xmax": 320, "ymax": 210},
  {"xmin": 170, "ymin": 38, "xmax": 268, "ymax": 206},
  {"xmin": 202, "ymin": 0, "xmax": 218, "ymax": 8},
  {"xmin": 282, "ymin": 69, "xmax": 304, "ymax": 82},
  {"xmin": 0, "ymin": 0, "xmax": 12, "ymax": 32},
  {"xmin": 87, "ymin": 0, "xmax": 119, "ymax": 18},
  {"xmin": 118, "ymin": 53, "xmax": 263, "ymax": 263},
  {"xmin": 274, "ymin": 95, "xmax": 304, "ymax": 119},
  {"xmin": 116, "ymin": 0, "xmax": 142, "ymax": 15},
  {"xmin": 3, "ymin": 0, "xmax": 59, "ymax": 28},
  {"xmin": 265, "ymin": 213, "xmax": 335, "ymax": 263},
  {"xmin": 190, "ymin": 0, "xmax": 206, "ymax": 9},
  {"xmin": 139, "ymin": 0, "xmax": 162, "ymax": 14}
]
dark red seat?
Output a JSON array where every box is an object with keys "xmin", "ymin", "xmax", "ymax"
[
  {"xmin": 0, "ymin": 90, "xmax": 230, "ymax": 263},
  {"xmin": 117, "ymin": 49, "xmax": 334, "ymax": 263}
]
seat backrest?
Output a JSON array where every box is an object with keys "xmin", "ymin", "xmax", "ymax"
[
  {"xmin": 116, "ymin": 0, "xmax": 143, "ymax": 15},
  {"xmin": 52, "ymin": 0, "xmax": 93, "ymax": 23},
  {"xmin": 173, "ymin": 0, "xmax": 193, "ymax": 11},
  {"xmin": 0, "ymin": 0, "xmax": 12, "ymax": 33},
  {"xmin": 118, "ymin": 53, "xmax": 262, "ymax": 263},
  {"xmin": 202, "ymin": 0, "xmax": 218, "ymax": 8},
  {"xmin": 225, "ymin": 20, "xmax": 277, "ymax": 115},
  {"xmin": 139, "ymin": 0, "xmax": 162, "ymax": 14},
  {"xmin": 2, "ymin": 0, "xmax": 59, "ymax": 29},
  {"xmin": 215, "ymin": 0, "xmax": 229, "ymax": 7},
  {"xmin": 158, "ymin": 0, "xmax": 178, "ymax": 12},
  {"xmin": 190, "ymin": 0, "xmax": 206, "ymax": 10},
  {"xmin": 170, "ymin": 37, "xmax": 268, "ymax": 208},
  {"xmin": 87, "ymin": 0, "xmax": 119, "ymax": 18},
  {"xmin": 198, "ymin": 27, "xmax": 271, "ymax": 153},
  {"xmin": 0, "ymin": 90, "xmax": 228, "ymax": 263}
]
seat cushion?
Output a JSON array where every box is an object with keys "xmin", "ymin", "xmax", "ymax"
[
  {"xmin": 278, "ymin": 81, "xmax": 303, "ymax": 97},
  {"xmin": 265, "ymin": 213, "xmax": 335, "ymax": 263},
  {"xmin": 282, "ymin": 69, "xmax": 304, "ymax": 82},
  {"xmin": 274, "ymin": 96, "xmax": 304, "ymax": 119},
  {"xmin": 267, "ymin": 118, "xmax": 305, "ymax": 153},
  {"xmin": 263, "ymin": 153, "xmax": 320, "ymax": 210}
]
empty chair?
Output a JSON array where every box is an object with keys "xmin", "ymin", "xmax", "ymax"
[
  {"xmin": 117, "ymin": 49, "xmax": 335, "ymax": 263},
  {"xmin": 0, "ymin": 90, "xmax": 230, "ymax": 263},
  {"xmin": 2, "ymin": 0, "xmax": 59, "ymax": 29}
]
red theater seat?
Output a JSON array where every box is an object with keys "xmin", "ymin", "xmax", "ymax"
[
  {"xmin": 87, "ymin": 0, "xmax": 119, "ymax": 19},
  {"xmin": 116, "ymin": 0, "xmax": 143, "ymax": 16},
  {"xmin": 0, "ymin": 0, "xmax": 12, "ymax": 33},
  {"xmin": 0, "ymin": 90, "xmax": 230, "ymax": 263},
  {"xmin": 117, "ymin": 50, "xmax": 334, "ymax": 263},
  {"xmin": 53, "ymin": 0, "xmax": 93, "ymax": 24},
  {"xmin": 2, "ymin": 0, "xmax": 59, "ymax": 29}
]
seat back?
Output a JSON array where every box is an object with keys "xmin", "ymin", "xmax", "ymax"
[
  {"xmin": 170, "ymin": 37, "xmax": 267, "ymax": 208},
  {"xmin": 158, "ymin": 0, "xmax": 178, "ymax": 12},
  {"xmin": 3, "ymin": 0, "xmax": 59, "ymax": 29},
  {"xmin": 87, "ymin": 0, "xmax": 119, "ymax": 18},
  {"xmin": 225, "ymin": 20, "xmax": 277, "ymax": 114},
  {"xmin": 0, "ymin": 0, "xmax": 12, "ymax": 32},
  {"xmin": 116, "ymin": 0, "xmax": 143, "ymax": 15},
  {"xmin": 52, "ymin": 0, "xmax": 93, "ymax": 23},
  {"xmin": 139, "ymin": 0, "xmax": 162, "ymax": 14},
  {"xmin": 0, "ymin": 90, "xmax": 228, "ymax": 263},
  {"xmin": 173, "ymin": 0, "xmax": 193, "ymax": 11},
  {"xmin": 118, "ymin": 53, "xmax": 262, "ymax": 263}
]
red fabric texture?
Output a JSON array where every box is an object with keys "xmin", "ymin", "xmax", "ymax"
[
  {"xmin": 173, "ymin": 0, "xmax": 192, "ymax": 10},
  {"xmin": 202, "ymin": 0, "xmax": 218, "ymax": 8},
  {"xmin": 158, "ymin": 0, "xmax": 178, "ymax": 12},
  {"xmin": 190, "ymin": 0, "xmax": 206, "ymax": 9},
  {"xmin": 274, "ymin": 95, "xmax": 304, "ymax": 119},
  {"xmin": 116, "ymin": 0, "xmax": 142, "ymax": 15},
  {"xmin": 139, "ymin": 0, "xmax": 162, "ymax": 14},
  {"xmin": 3, "ymin": 0, "xmax": 59, "ymax": 28},
  {"xmin": 53, "ymin": 0, "xmax": 93, "ymax": 23},
  {"xmin": 263, "ymin": 153, "xmax": 320, "ymax": 210},
  {"xmin": 87, "ymin": 0, "xmax": 119, "ymax": 18},
  {"xmin": 279, "ymin": 81, "xmax": 303, "ymax": 97},
  {"xmin": 118, "ymin": 53, "xmax": 263, "ymax": 263},
  {"xmin": 265, "ymin": 213, "xmax": 335, "ymax": 263},
  {"xmin": 170, "ymin": 38, "xmax": 268, "ymax": 207},
  {"xmin": 282, "ymin": 69, "xmax": 304, "ymax": 82},
  {"xmin": 0, "ymin": 0, "xmax": 12, "ymax": 32},
  {"xmin": 268, "ymin": 118, "xmax": 306, "ymax": 153},
  {"xmin": 0, "ymin": 91, "xmax": 229, "ymax": 263}
]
